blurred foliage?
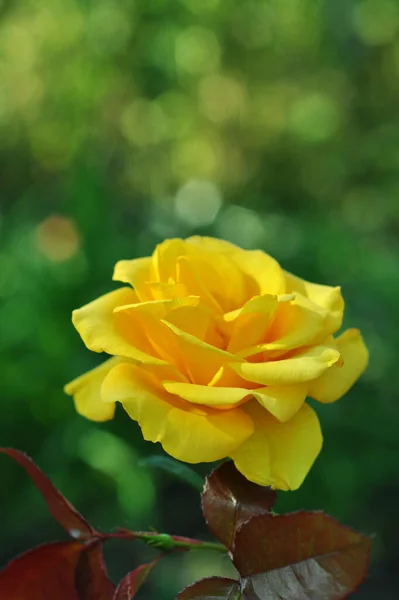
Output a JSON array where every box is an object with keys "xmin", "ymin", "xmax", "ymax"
[{"xmin": 1, "ymin": 0, "xmax": 399, "ymax": 597}]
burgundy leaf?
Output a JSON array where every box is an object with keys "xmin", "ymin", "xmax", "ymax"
[
  {"xmin": 233, "ymin": 512, "xmax": 371, "ymax": 599},
  {"xmin": 0, "ymin": 541, "xmax": 82, "ymax": 599},
  {"xmin": 176, "ymin": 577, "xmax": 242, "ymax": 599},
  {"xmin": 0, "ymin": 448, "xmax": 94, "ymax": 540},
  {"xmin": 75, "ymin": 540, "xmax": 115, "ymax": 600},
  {"xmin": 113, "ymin": 560, "xmax": 157, "ymax": 599},
  {"xmin": 201, "ymin": 461, "xmax": 277, "ymax": 549}
]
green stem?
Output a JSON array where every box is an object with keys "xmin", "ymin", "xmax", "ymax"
[
  {"xmin": 133, "ymin": 532, "xmax": 228, "ymax": 553},
  {"xmin": 171, "ymin": 539, "xmax": 228, "ymax": 553}
]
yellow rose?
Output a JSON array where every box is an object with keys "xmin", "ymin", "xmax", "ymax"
[{"xmin": 65, "ymin": 237, "xmax": 368, "ymax": 490}]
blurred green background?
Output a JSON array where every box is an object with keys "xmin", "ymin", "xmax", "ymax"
[{"xmin": 1, "ymin": 0, "xmax": 398, "ymax": 597}]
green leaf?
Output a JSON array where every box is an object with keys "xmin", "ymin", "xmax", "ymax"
[{"xmin": 139, "ymin": 456, "xmax": 204, "ymax": 492}]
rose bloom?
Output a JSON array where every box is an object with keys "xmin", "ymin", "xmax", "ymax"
[{"xmin": 65, "ymin": 237, "xmax": 368, "ymax": 490}]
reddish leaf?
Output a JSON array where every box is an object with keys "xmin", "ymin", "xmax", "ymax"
[
  {"xmin": 233, "ymin": 512, "xmax": 371, "ymax": 599},
  {"xmin": 0, "ymin": 448, "xmax": 94, "ymax": 540},
  {"xmin": 75, "ymin": 540, "xmax": 115, "ymax": 600},
  {"xmin": 176, "ymin": 577, "xmax": 242, "ymax": 599},
  {"xmin": 0, "ymin": 541, "xmax": 82, "ymax": 599},
  {"xmin": 201, "ymin": 461, "xmax": 277, "ymax": 549},
  {"xmin": 113, "ymin": 560, "xmax": 157, "ymax": 599}
]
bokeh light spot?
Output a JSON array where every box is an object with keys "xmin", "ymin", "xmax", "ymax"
[
  {"xmin": 120, "ymin": 99, "xmax": 168, "ymax": 146},
  {"xmin": 289, "ymin": 92, "xmax": 340, "ymax": 143},
  {"xmin": 199, "ymin": 75, "xmax": 246, "ymax": 123},
  {"xmin": 215, "ymin": 205, "xmax": 265, "ymax": 248},
  {"xmin": 352, "ymin": 0, "xmax": 399, "ymax": 46},
  {"xmin": 2, "ymin": 24, "xmax": 37, "ymax": 72},
  {"xmin": 157, "ymin": 92, "xmax": 195, "ymax": 138},
  {"xmin": 35, "ymin": 215, "xmax": 80, "ymax": 262},
  {"xmin": 175, "ymin": 27, "xmax": 220, "ymax": 75},
  {"xmin": 87, "ymin": 5, "xmax": 132, "ymax": 55},
  {"xmin": 173, "ymin": 134, "xmax": 223, "ymax": 180},
  {"xmin": 231, "ymin": 1, "xmax": 274, "ymax": 48},
  {"xmin": 174, "ymin": 179, "xmax": 222, "ymax": 227}
]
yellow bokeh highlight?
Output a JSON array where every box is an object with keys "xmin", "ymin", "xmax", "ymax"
[{"xmin": 35, "ymin": 215, "xmax": 81, "ymax": 262}]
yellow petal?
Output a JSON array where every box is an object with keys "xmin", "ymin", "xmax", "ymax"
[
  {"xmin": 119, "ymin": 297, "xmax": 236, "ymax": 382},
  {"xmin": 115, "ymin": 298, "xmax": 220, "ymax": 378},
  {"xmin": 167, "ymin": 239, "xmax": 249, "ymax": 313},
  {"xmin": 140, "ymin": 362, "xmax": 189, "ymax": 383},
  {"xmin": 163, "ymin": 303, "xmax": 214, "ymax": 344},
  {"xmin": 238, "ymin": 293, "xmax": 335, "ymax": 359},
  {"xmin": 253, "ymin": 384, "xmax": 308, "ymax": 422},
  {"xmin": 186, "ymin": 236, "xmax": 239, "ymax": 254},
  {"xmin": 115, "ymin": 296, "xmax": 200, "ymax": 321},
  {"xmin": 178, "ymin": 250, "xmax": 250, "ymax": 313},
  {"xmin": 230, "ymin": 345, "xmax": 340, "ymax": 386},
  {"xmin": 226, "ymin": 295, "xmax": 278, "ymax": 354},
  {"xmin": 162, "ymin": 381, "xmax": 306, "ymax": 422},
  {"xmin": 72, "ymin": 288, "xmax": 166, "ymax": 365},
  {"xmin": 231, "ymin": 400, "xmax": 323, "ymax": 490},
  {"xmin": 102, "ymin": 363, "xmax": 254, "ymax": 463},
  {"xmin": 177, "ymin": 255, "xmax": 223, "ymax": 313},
  {"xmin": 230, "ymin": 250, "xmax": 286, "ymax": 296},
  {"xmin": 161, "ymin": 320, "xmax": 239, "ymax": 384},
  {"xmin": 64, "ymin": 357, "xmax": 120, "ymax": 421},
  {"xmin": 144, "ymin": 280, "xmax": 188, "ymax": 301},
  {"xmin": 113, "ymin": 258, "xmax": 154, "ymax": 301},
  {"xmin": 162, "ymin": 381, "xmax": 251, "ymax": 409},
  {"xmin": 154, "ymin": 238, "xmax": 199, "ymax": 281},
  {"xmin": 285, "ymin": 271, "xmax": 344, "ymax": 334},
  {"xmin": 208, "ymin": 364, "xmax": 258, "ymax": 389},
  {"xmin": 308, "ymin": 328, "xmax": 369, "ymax": 403},
  {"xmin": 116, "ymin": 307, "xmax": 186, "ymax": 373}
]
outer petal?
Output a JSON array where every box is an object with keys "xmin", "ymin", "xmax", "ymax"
[
  {"xmin": 102, "ymin": 363, "xmax": 254, "ymax": 463},
  {"xmin": 186, "ymin": 236, "xmax": 239, "ymax": 254},
  {"xmin": 231, "ymin": 400, "xmax": 323, "ymax": 490},
  {"xmin": 115, "ymin": 296, "xmax": 200, "ymax": 322},
  {"xmin": 308, "ymin": 328, "xmax": 369, "ymax": 403},
  {"xmin": 262, "ymin": 294, "xmax": 332, "ymax": 350},
  {"xmin": 72, "ymin": 288, "xmax": 166, "ymax": 365},
  {"xmin": 238, "ymin": 293, "xmax": 338, "ymax": 360},
  {"xmin": 162, "ymin": 382, "xmax": 307, "ymax": 422},
  {"xmin": 230, "ymin": 250, "xmax": 286, "ymax": 296},
  {"xmin": 230, "ymin": 345, "xmax": 341, "ymax": 386},
  {"xmin": 64, "ymin": 357, "xmax": 120, "ymax": 421},
  {"xmin": 253, "ymin": 384, "xmax": 308, "ymax": 422},
  {"xmin": 284, "ymin": 271, "xmax": 344, "ymax": 334},
  {"xmin": 162, "ymin": 382, "xmax": 251, "ymax": 409},
  {"xmin": 113, "ymin": 257, "xmax": 154, "ymax": 301}
]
